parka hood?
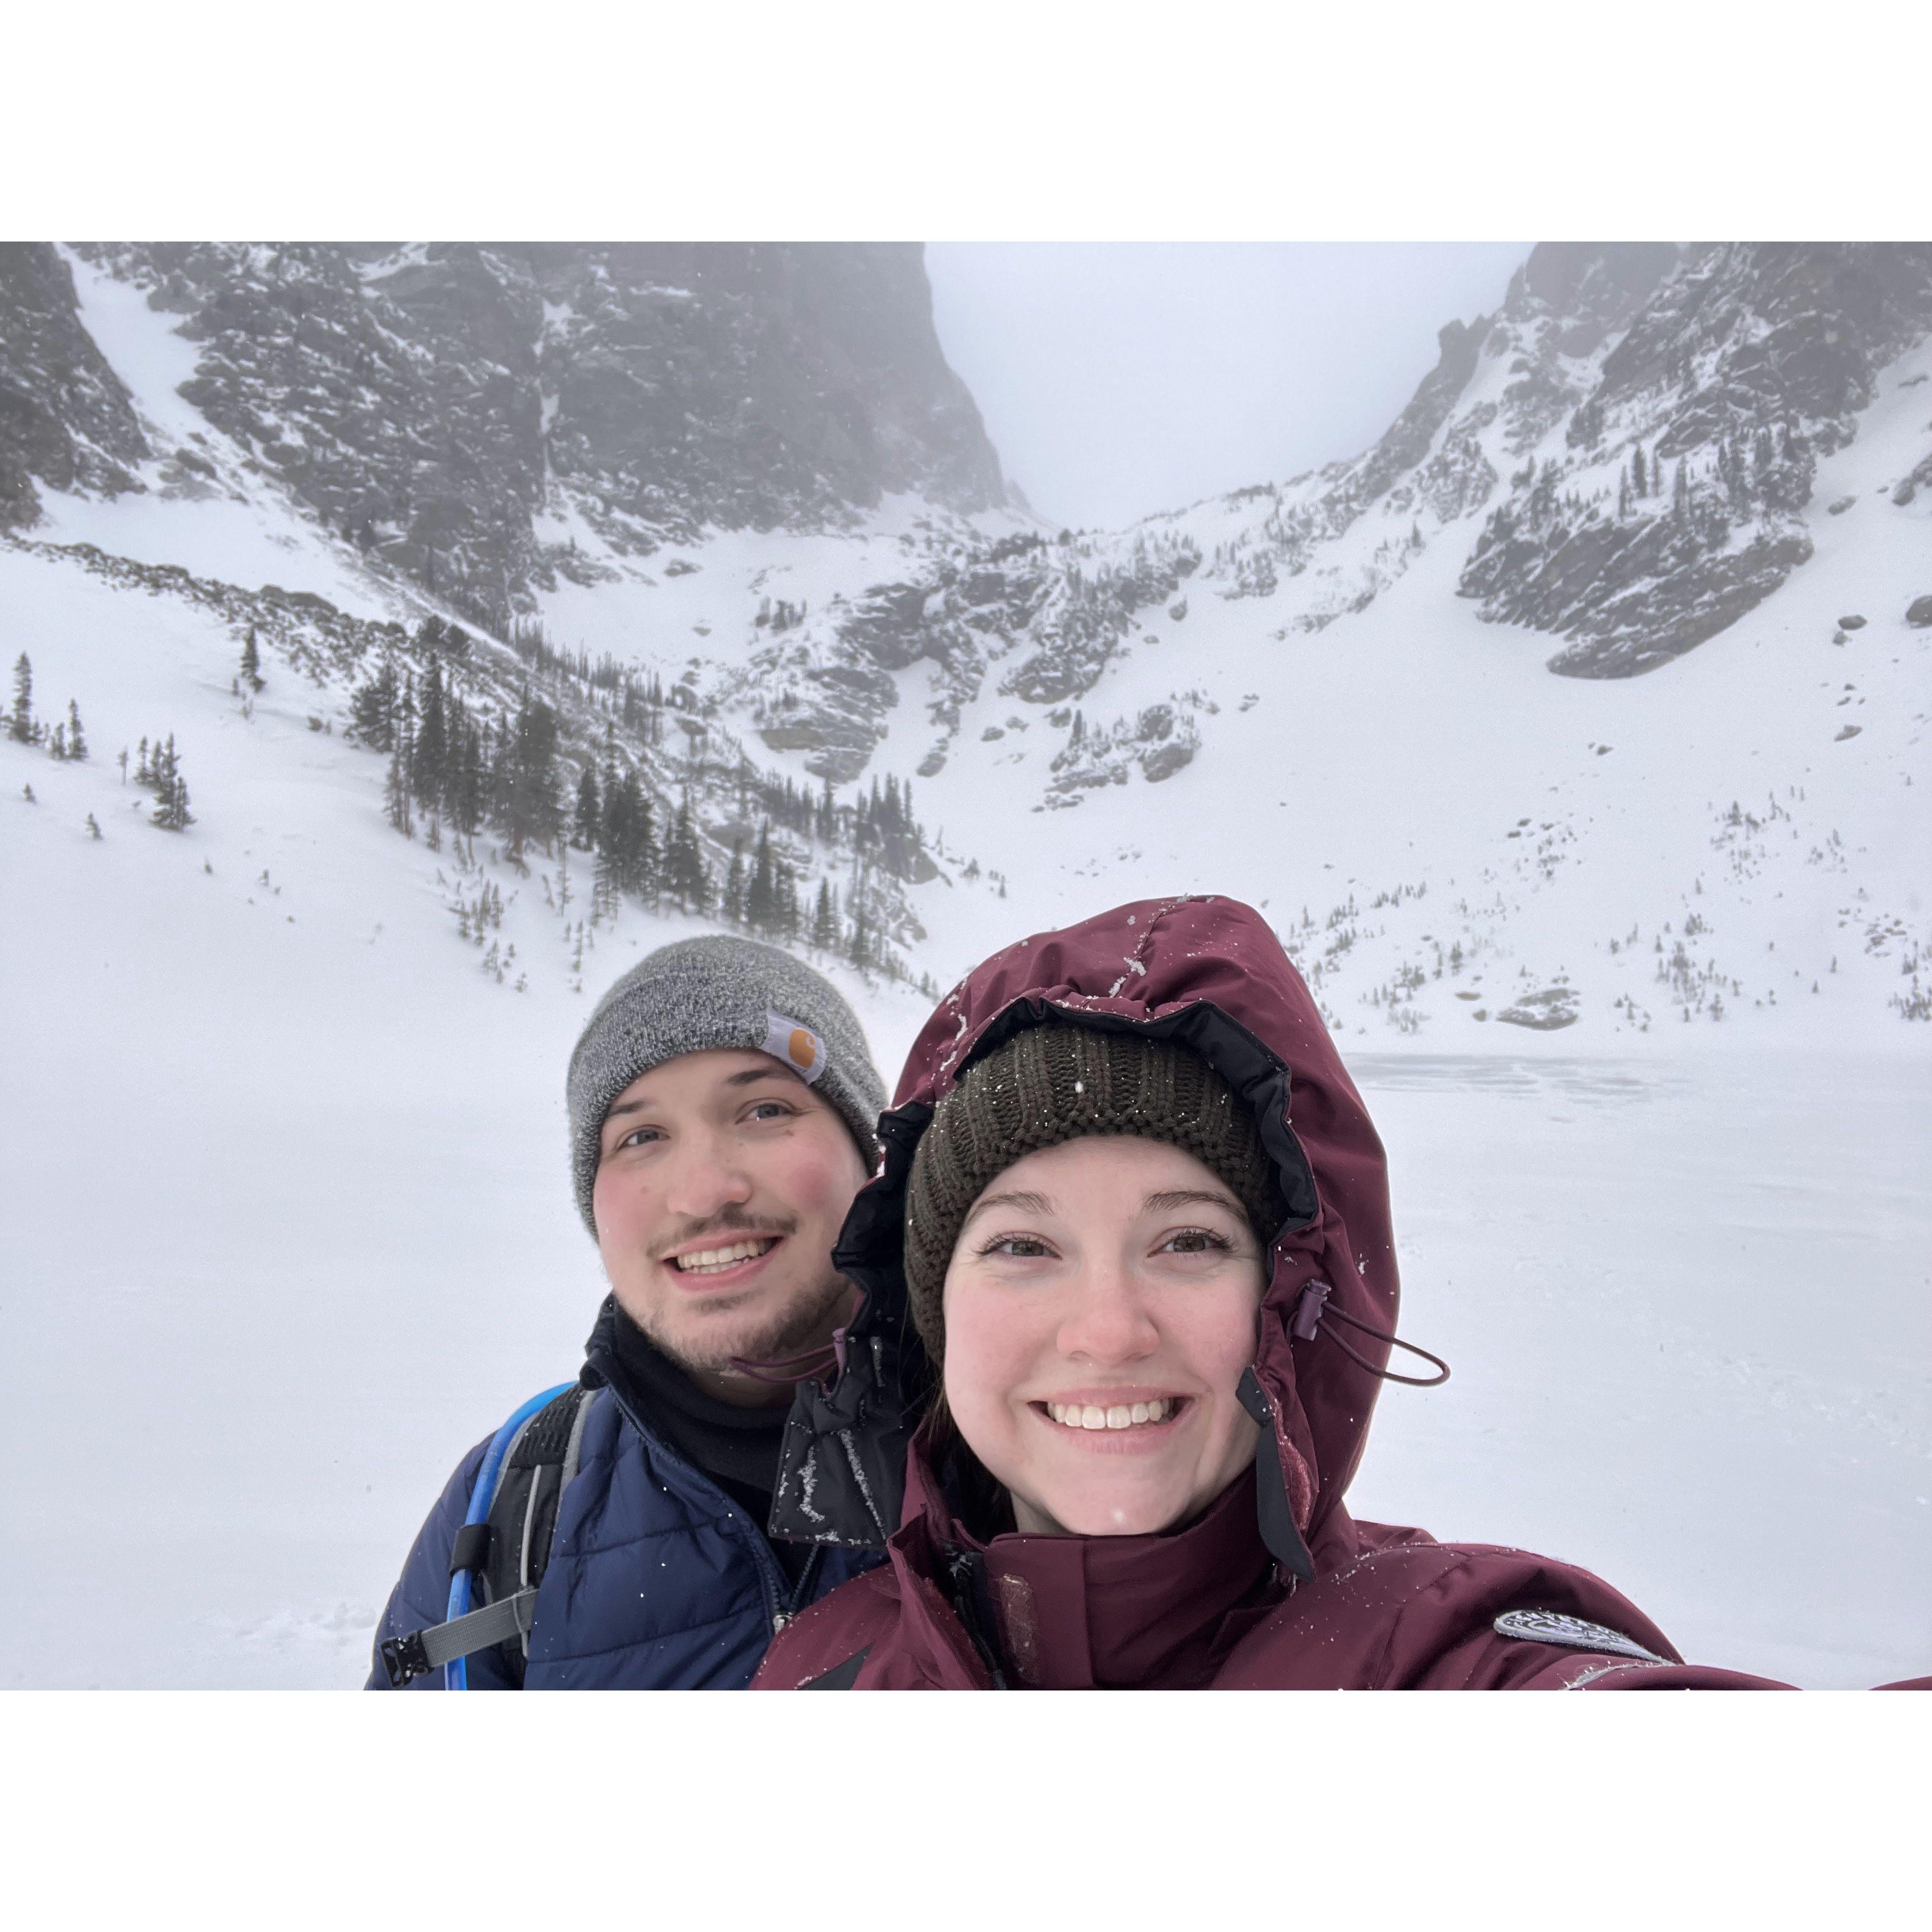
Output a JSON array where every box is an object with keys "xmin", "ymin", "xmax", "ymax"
[{"xmin": 770, "ymin": 894, "xmax": 1416, "ymax": 1575}]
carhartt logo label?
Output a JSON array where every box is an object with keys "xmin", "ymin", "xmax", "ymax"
[{"xmin": 765, "ymin": 1012, "xmax": 826, "ymax": 1084}]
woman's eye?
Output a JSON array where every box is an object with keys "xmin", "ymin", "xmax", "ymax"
[
  {"xmin": 1162, "ymin": 1228, "xmax": 1232, "ymax": 1254},
  {"xmin": 619, "ymin": 1126, "xmax": 664, "ymax": 1150},
  {"xmin": 747, "ymin": 1101, "xmax": 795, "ymax": 1123},
  {"xmin": 983, "ymin": 1235, "xmax": 1053, "ymax": 1258}
]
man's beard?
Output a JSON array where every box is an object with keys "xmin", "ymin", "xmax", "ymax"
[{"xmin": 647, "ymin": 1265, "xmax": 854, "ymax": 1379}]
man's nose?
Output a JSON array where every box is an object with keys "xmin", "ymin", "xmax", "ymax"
[
  {"xmin": 1056, "ymin": 1265, "xmax": 1159, "ymax": 1365},
  {"xmin": 660, "ymin": 1130, "xmax": 756, "ymax": 1222}
]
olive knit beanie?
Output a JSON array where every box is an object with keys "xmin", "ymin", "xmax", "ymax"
[
  {"xmin": 567, "ymin": 935, "xmax": 886, "ymax": 1238},
  {"xmin": 902, "ymin": 1024, "xmax": 1284, "ymax": 1360}
]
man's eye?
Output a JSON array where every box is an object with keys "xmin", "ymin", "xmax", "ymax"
[
  {"xmin": 617, "ymin": 1126, "xmax": 664, "ymax": 1150},
  {"xmin": 748, "ymin": 1101, "xmax": 796, "ymax": 1123}
]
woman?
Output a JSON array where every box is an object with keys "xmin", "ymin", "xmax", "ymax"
[{"xmin": 753, "ymin": 894, "xmax": 1796, "ymax": 1689}]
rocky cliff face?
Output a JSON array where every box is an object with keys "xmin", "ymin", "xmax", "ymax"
[
  {"xmin": 1459, "ymin": 242, "xmax": 1932, "ymax": 675},
  {"xmin": 3, "ymin": 242, "xmax": 1007, "ymax": 627},
  {"xmin": 0, "ymin": 244, "xmax": 150, "ymax": 526}
]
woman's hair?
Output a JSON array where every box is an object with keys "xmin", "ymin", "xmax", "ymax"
[{"xmin": 918, "ymin": 1391, "xmax": 1016, "ymax": 1541}]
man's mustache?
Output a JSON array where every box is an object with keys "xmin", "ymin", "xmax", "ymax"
[{"xmin": 650, "ymin": 1204, "xmax": 799, "ymax": 1261}]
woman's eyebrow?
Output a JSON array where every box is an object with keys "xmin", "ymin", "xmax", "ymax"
[
  {"xmin": 961, "ymin": 1189, "xmax": 1055, "ymax": 1226},
  {"xmin": 1143, "ymin": 1188, "xmax": 1245, "ymax": 1217}
]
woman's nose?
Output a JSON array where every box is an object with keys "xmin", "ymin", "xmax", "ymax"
[{"xmin": 1056, "ymin": 1268, "xmax": 1160, "ymax": 1364}]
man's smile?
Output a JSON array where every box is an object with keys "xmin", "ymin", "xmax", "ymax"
[{"xmin": 672, "ymin": 1236, "xmax": 780, "ymax": 1276}]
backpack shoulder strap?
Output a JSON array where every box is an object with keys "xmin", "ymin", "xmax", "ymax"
[
  {"xmin": 378, "ymin": 1383, "xmax": 596, "ymax": 1688},
  {"xmin": 482, "ymin": 1383, "xmax": 597, "ymax": 1631}
]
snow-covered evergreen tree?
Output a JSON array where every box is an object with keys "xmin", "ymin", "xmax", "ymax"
[
  {"xmin": 571, "ymin": 766, "xmax": 601, "ymax": 850},
  {"xmin": 812, "ymin": 878, "xmax": 840, "ymax": 950},
  {"xmin": 150, "ymin": 736, "xmax": 193, "ymax": 831},
  {"xmin": 10, "ymin": 654, "xmax": 35, "ymax": 744},
  {"xmin": 722, "ymin": 837, "xmax": 748, "ymax": 925},
  {"xmin": 663, "ymin": 795, "xmax": 711, "ymax": 914}
]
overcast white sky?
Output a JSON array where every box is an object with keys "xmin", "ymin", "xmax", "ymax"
[{"xmin": 925, "ymin": 242, "xmax": 1532, "ymax": 531}]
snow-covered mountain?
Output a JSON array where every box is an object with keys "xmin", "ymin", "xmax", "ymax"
[{"xmin": 8, "ymin": 238, "xmax": 1924, "ymax": 1043}]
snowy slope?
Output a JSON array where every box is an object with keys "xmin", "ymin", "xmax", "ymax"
[{"xmin": 2, "ymin": 242, "xmax": 1928, "ymax": 1688}]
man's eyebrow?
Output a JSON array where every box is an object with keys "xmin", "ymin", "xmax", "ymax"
[
  {"xmin": 605, "ymin": 1064, "xmax": 799, "ymax": 1124},
  {"xmin": 726, "ymin": 1065, "xmax": 799, "ymax": 1087},
  {"xmin": 961, "ymin": 1189, "xmax": 1055, "ymax": 1225},
  {"xmin": 1143, "ymin": 1188, "xmax": 1246, "ymax": 1217}
]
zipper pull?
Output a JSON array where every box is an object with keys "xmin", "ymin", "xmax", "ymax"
[{"xmin": 771, "ymin": 1610, "xmax": 791, "ymax": 1634}]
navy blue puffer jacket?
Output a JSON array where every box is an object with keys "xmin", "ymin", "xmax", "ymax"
[{"xmin": 367, "ymin": 1373, "xmax": 879, "ymax": 1690}]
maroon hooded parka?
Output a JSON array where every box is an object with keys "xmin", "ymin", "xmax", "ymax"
[{"xmin": 756, "ymin": 895, "xmax": 1804, "ymax": 1690}]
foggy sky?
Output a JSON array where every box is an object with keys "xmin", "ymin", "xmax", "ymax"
[{"xmin": 925, "ymin": 242, "xmax": 1531, "ymax": 531}]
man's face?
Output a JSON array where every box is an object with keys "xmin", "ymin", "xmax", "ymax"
[{"xmin": 591, "ymin": 1048, "xmax": 871, "ymax": 1403}]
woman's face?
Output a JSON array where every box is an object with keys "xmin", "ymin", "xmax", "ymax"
[{"xmin": 940, "ymin": 1135, "xmax": 1267, "ymax": 1538}]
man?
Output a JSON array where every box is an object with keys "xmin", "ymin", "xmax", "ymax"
[{"xmin": 367, "ymin": 935, "xmax": 887, "ymax": 1688}]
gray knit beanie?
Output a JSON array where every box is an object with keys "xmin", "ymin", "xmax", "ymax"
[
  {"xmin": 567, "ymin": 935, "xmax": 886, "ymax": 1237},
  {"xmin": 902, "ymin": 1025, "xmax": 1284, "ymax": 1361}
]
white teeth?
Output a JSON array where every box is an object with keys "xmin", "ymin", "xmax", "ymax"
[
  {"xmin": 1046, "ymin": 1398, "xmax": 1173, "ymax": 1429},
  {"xmin": 675, "ymin": 1239, "xmax": 775, "ymax": 1274}
]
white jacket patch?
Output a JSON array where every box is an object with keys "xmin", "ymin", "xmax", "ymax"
[
  {"xmin": 765, "ymin": 1012, "xmax": 827, "ymax": 1084},
  {"xmin": 1493, "ymin": 1609, "xmax": 1667, "ymax": 1664}
]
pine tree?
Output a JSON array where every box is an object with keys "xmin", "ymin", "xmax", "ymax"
[
  {"xmin": 745, "ymin": 822, "xmax": 777, "ymax": 932},
  {"xmin": 501, "ymin": 689, "xmax": 562, "ymax": 865},
  {"xmin": 812, "ymin": 878, "xmax": 840, "ymax": 950},
  {"xmin": 239, "ymin": 627, "xmax": 264, "ymax": 694},
  {"xmin": 1631, "ymin": 444, "xmax": 1647, "ymax": 497},
  {"xmin": 134, "ymin": 736, "xmax": 151, "ymax": 785},
  {"xmin": 773, "ymin": 859, "xmax": 800, "ymax": 941},
  {"xmin": 385, "ymin": 743, "xmax": 414, "ymax": 837},
  {"xmin": 663, "ymin": 795, "xmax": 710, "ymax": 914},
  {"xmin": 350, "ymin": 661, "xmax": 400, "ymax": 751},
  {"xmin": 571, "ymin": 766, "xmax": 601, "ymax": 850},
  {"xmin": 150, "ymin": 736, "xmax": 193, "ymax": 831},
  {"xmin": 411, "ymin": 660, "xmax": 448, "ymax": 810},
  {"xmin": 9, "ymin": 653, "xmax": 34, "ymax": 744},
  {"xmin": 722, "ymin": 837, "xmax": 748, "ymax": 925},
  {"xmin": 598, "ymin": 767, "xmax": 657, "ymax": 904},
  {"xmin": 848, "ymin": 902, "xmax": 871, "ymax": 972},
  {"xmin": 65, "ymin": 700, "xmax": 86, "ymax": 761},
  {"xmin": 86, "ymin": 812, "xmax": 102, "ymax": 840},
  {"xmin": 1672, "ymin": 459, "xmax": 1690, "ymax": 519}
]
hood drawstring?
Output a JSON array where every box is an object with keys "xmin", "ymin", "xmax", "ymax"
[
  {"xmin": 1292, "ymin": 1281, "xmax": 1451, "ymax": 1388},
  {"xmin": 727, "ymin": 1325, "xmax": 850, "ymax": 1388}
]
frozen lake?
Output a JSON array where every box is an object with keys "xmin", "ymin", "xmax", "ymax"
[{"xmin": 4, "ymin": 958, "xmax": 1924, "ymax": 1686}]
